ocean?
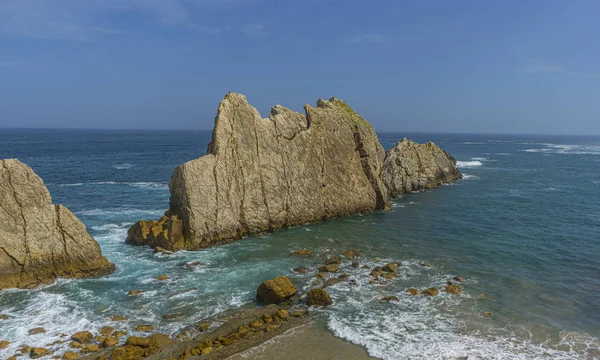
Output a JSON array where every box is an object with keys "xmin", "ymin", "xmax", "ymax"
[{"xmin": 0, "ymin": 129, "xmax": 599, "ymax": 359}]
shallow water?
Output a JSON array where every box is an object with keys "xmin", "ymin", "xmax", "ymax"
[{"xmin": 0, "ymin": 130, "xmax": 599, "ymax": 359}]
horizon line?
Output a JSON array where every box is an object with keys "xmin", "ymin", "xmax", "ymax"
[{"xmin": 1, "ymin": 127, "xmax": 600, "ymax": 137}]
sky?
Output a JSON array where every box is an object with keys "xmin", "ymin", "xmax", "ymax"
[{"xmin": 0, "ymin": 0, "xmax": 599, "ymax": 134}]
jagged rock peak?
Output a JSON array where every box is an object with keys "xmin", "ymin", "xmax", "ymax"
[
  {"xmin": 0, "ymin": 159, "xmax": 115, "ymax": 290},
  {"xmin": 381, "ymin": 138, "xmax": 463, "ymax": 198}
]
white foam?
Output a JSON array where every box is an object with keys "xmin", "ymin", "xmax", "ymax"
[
  {"xmin": 462, "ymin": 174, "xmax": 480, "ymax": 180},
  {"xmin": 58, "ymin": 181, "xmax": 168, "ymax": 189},
  {"xmin": 523, "ymin": 143, "xmax": 600, "ymax": 155},
  {"xmin": 113, "ymin": 163, "xmax": 135, "ymax": 170},
  {"xmin": 456, "ymin": 160, "xmax": 482, "ymax": 168},
  {"xmin": 77, "ymin": 208, "xmax": 165, "ymax": 217}
]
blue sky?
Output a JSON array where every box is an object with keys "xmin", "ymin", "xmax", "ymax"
[{"xmin": 0, "ymin": 0, "xmax": 599, "ymax": 134}]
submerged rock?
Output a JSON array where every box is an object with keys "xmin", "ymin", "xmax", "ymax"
[
  {"xmin": 319, "ymin": 263, "xmax": 339, "ymax": 273},
  {"xmin": 344, "ymin": 249, "xmax": 359, "ymax": 259},
  {"xmin": 453, "ymin": 276, "xmax": 465, "ymax": 282},
  {"xmin": 379, "ymin": 296, "xmax": 400, "ymax": 302},
  {"xmin": 422, "ymin": 287, "xmax": 439, "ymax": 296},
  {"xmin": 256, "ymin": 276, "xmax": 298, "ymax": 304},
  {"xmin": 28, "ymin": 327, "xmax": 46, "ymax": 335},
  {"xmin": 293, "ymin": 266, "xmax": 311, "ymax": 274},
  {"xmin": 445, "ymin": 283, "xmax": 463, "ymax": 294},
  {"xmin": 0, "ymin": 159, "xmax": 115, "ymax": 290},
  {"xmin": 292, "ymin": 250, "xmax": 314, "ymax": 257},
  {"xmin": 406, "ymin": 288, "xmax": 419, "ymax": 296},
  {"xmin": 306, "ymin": 288, "xmax": 333, "ymax": 306},
  {"xmin": 381, "ymin": 139, "xmax": 462, "ymax": 197}
]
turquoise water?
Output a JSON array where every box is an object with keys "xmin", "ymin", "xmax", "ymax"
[{"xmin": 0, "ymin": 129, "xmax": 599, "ymax": 359}]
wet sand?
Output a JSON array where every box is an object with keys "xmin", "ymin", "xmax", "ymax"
[{"xmin": 228, "ymin": 321, "xmax": 375, "ymax": 360}]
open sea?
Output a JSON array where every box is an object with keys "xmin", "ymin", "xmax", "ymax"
[{"xmin": 0, "ymin": 129, "xmax": 599, "ymax": 359}]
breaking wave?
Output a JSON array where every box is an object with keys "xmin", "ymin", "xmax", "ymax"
[
  {"xmin": 523, "ymin": 143, "xmax": 600, "ymax": 155},
  {"xmin": 456, "ymin": 160, "xmax": 482, "ymax": 168},
  {"xmin": 113, "ymin": 163, "xmax": 135, "ymax": 170}
]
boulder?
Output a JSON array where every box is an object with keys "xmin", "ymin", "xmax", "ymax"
[
  {"xmin": 306, "ymin": 288, "xmax": 333, "ymax": 306},
  {"xmin": 0, "ymin": 340, "xmax": 9, "ymax": 349},
  {"xmin": 71, "ymin": 331, "xmax": 93, "ymax": 343},
  {"xmin": 453, "ymin": 276, "xmax": 465, "ymax": 282},
  {"xmin": 28, "ymin": 327, "xmax": 46, "ymax": 335},
  {"xmin": 100, "ymin": 326, "xmax": 115, "ymax": 337},
  {"xmin": 382, "ymin": 263, "xmax": 398, "ymax": 273},
  {"xmin": 381, "ymin": 139, "xmax": 462, "ymax": 197},
  {"xmin": 0, "ymin": 159, "xmax": 115, "ymax": 290},
  {"xmin": 81, "ymin": 344, "xmax": 99, "ymax": 353},
  {"xmin": 127, "ymin": 93, "xmax": 390, "ymax": 250},
  {"xmin": 125, "ymin": 215, "xmax": 185, "ymax": 252},
  {"xmin": 256, "ymin": 276, "xmax": 297, "ymax": 304},
  {"xmin": 292, "ymin": 266, "xmax": 310, "ymax": 274},
  {"xmin": 319, "ymin": 263, "xmax": 339, "ymax": 273},
  {"xmin": 343, "ymin": 249, "xmax": 359, "ymax": 259},
  {"xmin": 379, "ymin": 296, "xmax": 399, "ymax": 302},
  {"xmin": 102, "ymin": 336, "xmax": 119, "ymax": 348},
  {"xmin": 125, "ymin": 336, "xmax": 150, "ymax": 348},
  {"xmin": 292, "ymin": 250, "xmax": 314, "ymax": 257},
  {"xmin": 445, "ymin": 283, "xmax": 463, "ymax": 294},
  {"xmin": 155, "ymin": 275, "xmax": 169, "ymax": 281},
  {"xmin": 406, "ymin": 288, "xmax": 419, "ymax": 296},
  {"xmin": 30, "ymin": 347, "xmax": 52, "ymax": 358},
  {"xmin": 325, "ymin": 255, "xmax": 342, "ymax": 265},
  {"xmin": 110, "ymin": 315, "xmax": 129, "ymax": 322},
  {"xmin": 351, "ymin": 261, "xmax": 360, "ymax": 268},
  {"xmin": 381, "ymin": 272, "xmax": 396, "ymax": 280},
  {"xmin": 323, "ymin": 278, "xmax": 343, "ymax": 288},
  {"xmin": 422, "ymin": 287, "xmax": 439, "ymax": 296}
]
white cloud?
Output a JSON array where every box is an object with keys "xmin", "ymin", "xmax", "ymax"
[
  {"xmin": 244, "ymin": 24, "xmax": 267, "ymax": 37},
  {"xmin": 346, "ymin": 34, "xmax": 390, "ymax": 44}
]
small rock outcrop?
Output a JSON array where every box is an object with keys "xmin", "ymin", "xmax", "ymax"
[
  {"xmin": 0, "ymin": 159, "xmax": 115, "ymax": 290},
  {"xmin": 126, "ymin": 93, "xmax": 461, "ymax": 251},
  {"xmin": 256, "ymin": 276, "xmax": 297, "ymax": 304},
  {"xmin": 381, "ymin": 139, "xmax": 462, "ymax": 197},
  {"xmin": 306, "ymin": 288, "xmax": 333, "ymax": 306}
]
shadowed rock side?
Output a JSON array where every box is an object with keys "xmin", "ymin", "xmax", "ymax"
[
  {"xmin": 381, "ymin": 139, "xmax": 463, "ymax": 197},
  {"xmin": 128, "ymin": 92, "xmax": 389, "ymax": 251},
  {"xmin": 0, "ymin": 159, "xmax": 115, "ymax": 290}
]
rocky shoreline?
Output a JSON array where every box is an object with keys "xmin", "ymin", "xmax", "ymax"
[{"xmin": 0, "ymin": 247, "xmax": 470, "ymax": 360}]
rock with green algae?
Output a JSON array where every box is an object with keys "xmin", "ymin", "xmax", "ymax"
[{"xmin": 0, "ymin": 160, "xmax": 115, "ymax": 290}]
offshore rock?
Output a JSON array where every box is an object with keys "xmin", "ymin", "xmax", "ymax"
[
  {"xmin": 256, "ymin": 276, "xmax": 298, "ymax": 304},
  {"xmin": 0, "ymin": 159, "xmax": 115, "ymax": 290},
  {"xmin": 381, "ymin": 138, "xmax": 462, "ymax": 197},
  {"xmin": 125, "ymin": 215, "xmax": 184, "ymax": 252},
  {"xmin": 128, "ymin": 92, "xmax": 389, "ymax": 250}
]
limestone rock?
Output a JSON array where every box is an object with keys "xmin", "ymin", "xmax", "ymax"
[
  {"xmin": 256, "ymin": 275, "xmax": 298, "ymax": 304},
  {"xmin": 344, "ymin": 249, "xmax": 359, "ymax": 259},
  {"xmin": 407, "ymin": 288, "xmax": 419, "ymax": 296},
  {"xmin": 28, "ymin": 327, "xmax": 46, "ymax": 335},
  {"xmin": 381, "ymin": 139, "xmax": 462, "ymax": 197},
  {"xmin": 379, "ymin": 296, "xmax": 399, "ymax": 302},
  {"xmin": 125, "ymin": 215, "xmax": 184, "ymax": 252},
  {"xmin": 0, "ymin": 159, "xmax": 115, "ymax": 290},
  {"xmin": 62, "ymin": 351, "xmax": 78, "ymax": 360},
  {"xmin": 292, "ymin": 250, "xmax": 314, "ymax": 257},
  {"xmin": 112, "ymin": 345, "xmax": 146, "ymax": 360},
  {"xmin": 306, "ymin": 288, "xmax": 333, "ymax": 306},
  {"xmin": 445, "ymin": 283, "xmax": 463, "ymax": 294},
  {"xmin": 422, "ymin": 287, "xmax": 439, "ymax": 296},
  {"xmin": 30, "ymin": 347, "xmax": 52, "ymax": 358},
  {"xmin": 128, "ymin": 93, "xmax": 389, "ymax": 250},
  {"xmin": 0, "ymin": 340, "xmax": 9, "ymax": 349},
  {"xmin": 319, "ymin": 263, "xmax": 339, "ymax": 273},
  {"xmin": 148, "ymin": 333, "xmax": 171, "ymax": 350},
  {"xmin": 71, "ymin": 331, "xmax": 93, "ymax": 343},
  {"xmin": 382, "ymin": 263, "xmax": 398, "ymax": 273}
]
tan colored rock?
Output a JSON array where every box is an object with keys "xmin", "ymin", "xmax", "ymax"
[
  {"xmin": 292, "ymin": 250, "xmax": 314, "ymax": 257},
  {"xmin": 30, "ymin": 347, "xmax": 52, "ymax": 358},
  {"xmin": 344, "ymin": 249, "xmax": 359, "ymax": 259},
  {"xmin": 110, "ymin": 315, "xmax": 129, "ymax": 322},
  {"xmin": 381, "ymin": 139, "xmax": 462, "ymax": 197},
  {"xmin": 319, "ymin": 263, "xmax": 339, "ymax": 273},
  {"xmin": 155, "ymin": 275, "xmax": 169, "ymax": 281},
  {"xmin": 135, "ymin": 325, "xmax": 153, "ymax": 332},
  {"xmin": 445, "ymin": 283, "xmax": 463, "ymax": 294},
  {"xmin": 0, "ymin": 314, "xmax": 11, "ymax": 320},
  {"xmin": 69, "ymin": 341, "xmax": 83, "ymax": 349},
  {"xmin": 0, "ymin": 159, "xmax": 115, "ymax": 290},
  {"xmin": 306, "ymin": 288, "xmax": 333, "ymax": 306},
  {"xmin": 71, "ymin": 331, "xmax": 93, "ymax": 343},
  {"xmin": 128, "ymin": 290, "xmax": 143, "ymax": 296},
  {"xmin": 81, "ymin": 344, "xmax": 99, "ymax": 353},
  {"xmin": 293, "ymin": 266, "xmax": 310, "ymax": 274},
  {"xmin": 256, "ymin": 275, "xmax": 297, "ymax": 304},
  {"xmin": 125, "ymin": 215, "xmax": 185, "ymax": 252},
  {"xmin": 111, "ymin": 345, "xmax": 145, "ymax": 360},
  {"xmin": 379, "ymin": 296, "xmax": 400, "ymax": 302},
  {"xmin": 422, "ymin": 287, "xmax": 439, "ymax": 296},
  {"xmin": 381, "ymin": 272, "xmax": 396, "ymax": 280},
  {"xmin": 382, "ymin": 263, "xmax": 398, "ymax": 273},
  {"xmin": 99, "ymin": 326, "xmax": 115, "ymax": 337},
  {"xmin": 453, "ymin": 276, "xmax": 465, "ymax": 282},
  {"xmin": 0, "ymin": 340, "xmax": 9, "ymax": 349},
  {"xmin": 125, "ymin": 336, "xmax": 149, "ymax": 348},
  {"xmin": 102, "ymin": 336, "xmax": 119, "ymax": 348},
  {"xmin": 127, "ymin": 93, "xmax": 389, "ymax": 250},
  {"xmin": 148, "ymin": 333, "xmax": 171, "ymax": 350},
  {"xmin": 407, "ymin": 288, "xmax": 419, "ymax": 296},
  {"xmin": 112, "ymin": 330, "xmax": 127, "ymax": 338},
  {"xmin": 62, "ymin": 351, "xmax": 78, "ymax": 360},
  {"xmin": 28, "ymin": 327, "xmax": 46, "ymax": 335},
  {"xmin": 197, "ymin": 323, "xmax": 211, "ymax": 332}
]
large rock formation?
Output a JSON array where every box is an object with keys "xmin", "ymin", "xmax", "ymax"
[
  {"xmin": 381, "ymin": 139, "xmax": 462, "ymax": 197},
  {"xmin": 0, "ymin": 159, "xmax": 115, "ymax": 290},
  {"xmin": 127, "ymin": 92, "xmax": 389, "ymax": 251},
  {"xmin": 127, "ymin": 93, "xmax": 461, "ymax": 251}
]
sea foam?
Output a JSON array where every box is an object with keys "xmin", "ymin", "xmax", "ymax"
[{"xmin": 456, "ymin": 160, "xmax": 482, "ymax": 168}]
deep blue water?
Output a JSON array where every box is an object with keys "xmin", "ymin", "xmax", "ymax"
[{"xmin": 0, "ymin": 129, "xmax": 599, "ymax": 359}]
